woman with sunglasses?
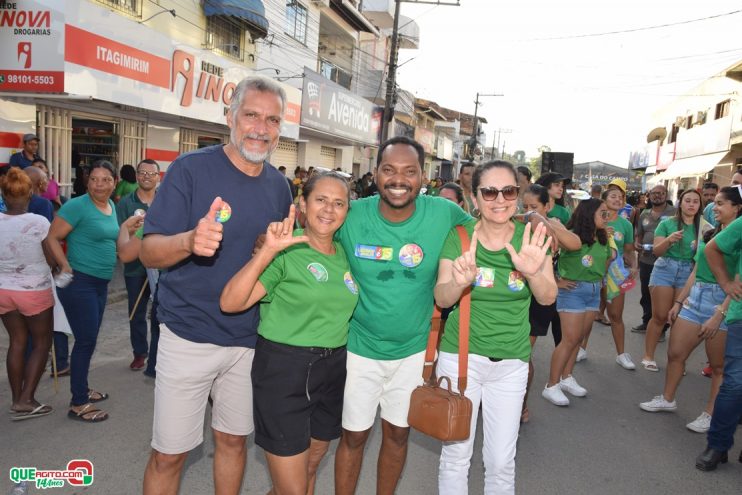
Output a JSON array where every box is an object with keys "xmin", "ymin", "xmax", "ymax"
[
  {"xmin": 435, "ymin": 161, "xmax": 556, "ymax": 494},
  {"xmin": 640, "ymin": 186, "xmax": 741, "ymax": 432},
  {"xmin": 519, "ymin": 184, "xmax": 580, "ymax": 422},
  {"xmin": 542, "ymin": 198, "xmax": 613, "ymax": 406},
  {"xmin": 641, "ymin": 189, "xmax": 703, "ymax": 372}
]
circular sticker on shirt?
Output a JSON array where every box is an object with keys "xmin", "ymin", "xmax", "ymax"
[
  {"xmin": 307, "ymin": 263, "xmax": 328, "ymax": 282},
  {"xmin": 474, "ymin": 267, "xmax": 495, "ymax": 288},
  {"xmin": 216, "ymin": 202, "xmax": 232, "ymax": 223},
  {"xmin": 507, "ymin": 271, "xmax": 525, "ymax": 292},
  {"xmin": 343, "ymin": 272, "xmax": 358, "ymax": 294},
  {"xmin": 642, "ymin": 218, "xmax": 650, "ymax": 227},
  {"xmin": 398, "ymin": 243, "xmax": 424, "ymax": 267},
  {"xmin": 581, "ymin": 255, "xmax": 594, "ymax": 267},
  {"xmin": 614, "ymin": 231, "xmax": 624, "ymax": 242}
]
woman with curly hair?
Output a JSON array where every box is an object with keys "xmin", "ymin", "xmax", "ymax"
[{"xmin": 543, "ymin": 198, "xmax": 613, "ymax": 406}]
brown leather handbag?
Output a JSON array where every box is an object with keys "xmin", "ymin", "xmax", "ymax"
[{"xmin": 408, "ymin": 226, "xmax": 473, "ymax": 442}]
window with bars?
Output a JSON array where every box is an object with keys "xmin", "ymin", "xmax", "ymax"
[
  {"xmin": 206, "ymin": 16, "xmax": 244, "ymax": 61},
  {"xmin": 286, "ymin": 1, "xmax": 308, "ymax": 44},
  {"xmin": 96, "ymin": 0, "xmax": 141, "ymax": 17}
]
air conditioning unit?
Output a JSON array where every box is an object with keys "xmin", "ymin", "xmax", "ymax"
[{"xmin": 696, "ymin": 111, "xmax": 707, "ymax": 125}]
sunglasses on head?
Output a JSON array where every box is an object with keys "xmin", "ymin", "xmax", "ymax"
[{"xmin": 478, "ymin": 185, "xmax": 520, "ymax": 201}]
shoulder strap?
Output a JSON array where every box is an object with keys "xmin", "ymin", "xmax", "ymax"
[{"xmin": 455, "ymin": 225, "xmax": 471, "ymax": 394}]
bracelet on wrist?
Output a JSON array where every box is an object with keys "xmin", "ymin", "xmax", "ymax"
[
  {"xmin": 674, "ymin": 300, "xmax": 683, "ymax": 306},
  {"xmin": 715, "ymin": 305, "xmax": 728, "ymax": 317}
]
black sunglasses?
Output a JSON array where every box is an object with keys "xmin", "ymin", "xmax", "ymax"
[{"xmin": 479, "ymin": 185, "xmax": 520, "ymax": 201}]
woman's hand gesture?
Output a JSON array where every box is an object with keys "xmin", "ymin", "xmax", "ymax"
[
  {"xmin": 505, "ymin": 222, "xmax": 552, "ymax": 277},
  {"xmin": 262, "ymin": 205, "xmax": 310, "ymax": 255},
  {"xmin": 451, "ymin": 230, "xmax": 479, "ymax": 288}
]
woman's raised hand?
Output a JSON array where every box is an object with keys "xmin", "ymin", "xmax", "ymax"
[
  {"xmin": 263, "ymin": 205, "xmax": 310, "ymax": 254},
  {"xmin": 451, "ymin": 230, "xmax": 479, "ymax": 288},
  {"xmin": 505, "ymin": 222, "xmax": 552, "ymax": 277}
]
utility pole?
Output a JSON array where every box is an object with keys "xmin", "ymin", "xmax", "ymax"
[
  {"xmin": 381, "ymin": 0, "xmax": 460, "ymax": 142},
  {"xmin": 467, "ymin": 92, "xmax": 503, "ymax": 160}
]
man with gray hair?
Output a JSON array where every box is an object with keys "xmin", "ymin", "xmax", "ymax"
[{"xmin": 140, "ymin": 76, "xmax": 292, "ymax": 494}]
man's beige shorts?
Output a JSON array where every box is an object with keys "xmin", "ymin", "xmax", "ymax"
[
  {"xmin": 152, "ymin": 324, "xmax": 255, "ymax": 454},
  {"xmin": 341, "ymin": 350, "xmax": 425, "ymax": 431}
]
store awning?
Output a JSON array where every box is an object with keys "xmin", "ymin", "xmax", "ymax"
[
  {"xmin": 331, "ymin": 0, "xmax": 380, "ymax": 36},
  {"xmin": 203, "ymin": 0, "xmax": 269, "ymax": 39},
  {"xmin": 662, "ymin": 151, "xmax": 728, "ymax": 180}
]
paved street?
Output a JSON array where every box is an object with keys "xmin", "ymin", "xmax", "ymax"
[{"xmin": 1, "ymin": 265, "xmax": 740, "ymax": 494}]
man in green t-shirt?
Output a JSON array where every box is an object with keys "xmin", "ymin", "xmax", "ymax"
[
  {"xmin": 334, "ymin": 136, "xmax": 471, "ymax": 495},
  {"xmin": 696, "ymin": 214, "xmax": 742, "ymax": 470}
]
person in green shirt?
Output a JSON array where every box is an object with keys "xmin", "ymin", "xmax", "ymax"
[
  {"xmin": 536, "ymin": 171, "xmax": 571, "ymax": 225},
  {"xmin": 642, "ymin": 189, "xmax": 703, "ymax": 372},
  {"xmin": 113, "ymin": 164, "xmax": 138, "ymax": 203},
  {"xmin": 695, "ymin": 205, "xmax": 742, "ymax": 470},
  {"xmin": 434, "ymin": 161, "xmax": 557, "ymax": 493},
  {"xmin": 583, "ymin": 183, "xmax": 638, "ymax": 369},
  {"xmin": 640, "ymin": 186, "xmax": 741, "ymax": 434},
  {"xmin": 543, "ymin": 198, "xmax": 613, "ymax": 407},
  {"xmin": 220, "ymin": 172, "xmax": 358, "ymax": 495}
]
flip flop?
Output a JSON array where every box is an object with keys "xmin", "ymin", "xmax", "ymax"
[
  {"xmin": 594, "ymin": 316, "xmax": 611, "ymax": 325},
  {"xmin": 641, "ymin": 359, "xmax": 659, "ymax": 372},
  {"xmin": 50, "ymin": 367, "xmax": 71, "ymax": 378},
  {"xmin": 11, "ymin": 404, "xmax": 53, "ymax": 421},
  {"xmin": 68, "ymin": 404, "xmax": 108, "ymax": 423},
  {"xmin": 87, "ymin": 390, "xmax": 109, "ymax": 403}
]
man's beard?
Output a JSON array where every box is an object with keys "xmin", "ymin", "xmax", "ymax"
[{"xmin": 232, "ymin": 130, "xmax": 276, "ymax": 164}]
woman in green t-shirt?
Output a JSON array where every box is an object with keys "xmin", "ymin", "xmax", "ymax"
[
  {"xmin": 434, "ymin": 161, "xmax": 557, "ymax": 493},
  {"xmin": 640, "ymin": 186, "xmax": 741, "ymax": 432},
  {"xmin": 113, "ymin": 164, "xmax": 138, "ymax": 203},
  {"xmin": 220, "ymin": 172, "xmax": 358, "ymax": 495},
  {"xmin": 642, "ymin": 189, "xmax": 702, "ymax": 372},
  {"xmin": 543, "ymin": 198, "xmax": 613, "ymax": 407}
]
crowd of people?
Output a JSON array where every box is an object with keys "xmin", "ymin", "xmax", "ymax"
[{"xmin": 1, "ymin": 75, "xmax": 741, "ymax": 495}]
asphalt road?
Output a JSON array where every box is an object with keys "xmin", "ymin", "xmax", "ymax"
[{"xmin": 1, "ymin": 266, "xmax": 740, "ymax": 494}]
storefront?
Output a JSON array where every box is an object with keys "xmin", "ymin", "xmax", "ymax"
[{"xmin": 0, "ymin": 0, "xmax": 301, "ymax": 196}]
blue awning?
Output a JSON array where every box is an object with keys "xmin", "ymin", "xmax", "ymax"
[{"xmin": 203, "ymin": 0, "xmax": 269, "ymax": 39}]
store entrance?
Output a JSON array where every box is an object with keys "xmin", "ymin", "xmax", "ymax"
[{"xmin": 71, "ymin": 118, "xmax": 118, "ymax": 168}]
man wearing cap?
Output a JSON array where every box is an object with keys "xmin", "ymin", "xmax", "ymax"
[
  {"xmin": 9, "ymin": 134, "xmax": 41, "ymax": 170},
  {"xmin": 535, "ymin": 172, "xmax": 570, "ymax": 224}
]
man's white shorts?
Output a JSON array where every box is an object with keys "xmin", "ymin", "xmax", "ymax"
[
  {"xmin": 341, "ymin": 350, "xmax": 425, "ymax": 431},
  {"xmin": 152, "ymin": 324, "xmax": 255, "ymax": 454}
]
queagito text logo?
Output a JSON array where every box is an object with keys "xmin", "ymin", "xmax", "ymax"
[{"xmin": 9, "ymin": 459, "xmax": 94, "ymax": 489}]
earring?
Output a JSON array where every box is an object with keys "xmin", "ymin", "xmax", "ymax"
[{"xmin": 472, "ymin": 208, "xmax": 480, "ymax": 218}]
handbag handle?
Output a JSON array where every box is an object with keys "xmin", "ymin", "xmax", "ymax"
[{"xmin": 422, "ymin": 225, "xmax": 471, "ymax": 395}]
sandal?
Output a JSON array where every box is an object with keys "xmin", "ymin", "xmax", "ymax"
[
  {"xmin": 594, "ymin": 316, "xmax": 611, "ymax": 325},
  {"xmin": 50, "ymin": 367, "xmax": 70, "ymax": 378},
  {"xmin": 68, "ymin": 403, "xmax": 108, "ymax": 423},
  {"xmin": 641, "ymin": 359, "xmax": 659, "ymax": 372},
  {"xmin": 11, "ymin": 404, "xmax": 53, "ymax": 421},
  {"xmin": 88, "ymin": 390, "xmax": 109, "ymax": 403}
]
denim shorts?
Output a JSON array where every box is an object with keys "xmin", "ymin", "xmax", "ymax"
[
  {"xmin": 678, "ymin": 282, "xmax": 728, "ymax": 331},
  {"xmin": 649, "ymin": 257, "xmax": 693, "ymax": 289},
  {"xmin": 557, "ymin": 281, "xmax": 602, "ymax": 313}
]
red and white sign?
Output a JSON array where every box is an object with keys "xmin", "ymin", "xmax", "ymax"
[{"xmin": 0, "ymin": 0, "xmax": 64, "ymax": 92}]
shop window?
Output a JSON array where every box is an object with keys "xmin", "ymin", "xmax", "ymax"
[
  {"xmin": 715, "ymin": 100, "xmax": 730, "ymax": 119},
  {"xmin": 286, "ymin": 1, "xmax": 308, "ymax": 44},
  {"xmin": 71, "ymin": 119, "xmax": 118, "ymax": 167},
  {"xmin": 96, "ymin": 0, "xmax": 141, "ymax": 17},
  {"xmin": 319, "ymin": 59, "xmax": 352, "ymax": 89},
  {"xmin": 206, "ymin": 16, "xmax": 244, "ymax": 61}
]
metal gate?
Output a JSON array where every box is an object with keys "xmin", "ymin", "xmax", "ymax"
[
  {"xmin": 270, "ymin": 139, "xmax": 298, "ymax": 169},
  {"xmin": 319, "ymin": 145, "xmax": 337, "ymax": 169},
  {"xmin": 37, "ymin": 105, "xmax": 72, "ymax": 197},
  {"xmin": 120, "ymin": 118, "xmax": 146, "ymax": 167}
]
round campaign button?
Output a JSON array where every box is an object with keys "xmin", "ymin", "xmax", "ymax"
[
  {"xmin": 216, "ymin": 202, "xmax": 232, "ymax": 223},
  {"xmin": 581, "ymin": 255, "xmax": 594, "ymax": 267},
  {"xmin": 614, "ymin": 231, "xmax": 624, "ymax": 242},
  {"xmin": 507, "ymin": 271, "xmax": 525, "ymax": 292},
  {"xmin": 307, "ymin": 262, "xmax": 329, "ymax": 282},
  {"xmin": 344, "ymin": 272, "xmax": 358, "ymax": 294},
  {"xmin": 134, "ymin": 208, "xmax": 146, "ymax": 217},
  {"xmin": 398, "ymin": 243, "xmax": 424, "ymax": 268}
]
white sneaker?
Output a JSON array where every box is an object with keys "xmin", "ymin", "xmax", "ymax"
[
  {"xmin": 616, "ymin": 353, "xmax": 636, "ymax": 370},
  {"xmin": 576, "ymin": 347, "xmax": 587, "ymax": 362},
  {"xmin": 639, "ymin": 395, "xmax": 677, "ymax": 412},
  {"xmin": 559, "ymin": 375, "xmax": 587, "ymax": 397},
  {"xmin": 686, "ymin": 411, "xmax": 712, "ymax": 433},
  {"xmin": 542, "ymin": 383, "xmax": 570, "ymax": 406}
]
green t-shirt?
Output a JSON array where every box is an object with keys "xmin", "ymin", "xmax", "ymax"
[
  {"xmin": 711, "ymin": 216, "xmax": 742, "ymax": 323},
  {"xmin": 695, "ymin": 237, "xmax": 738, "ymax": 285},
  {"xmin": 558, "ymin": 239, "xmax": 611, "ymax": 282},
  {"xmin": 608, "ymin": 216, "xmax": 634, "ymax": 255},
  {"xmin": 439, "ymin": 221, "xmax": 532, "ymax": 362},
  {"xmin": 58, "ymin": 194, "xmax": 119, "ymax": 280},
  {"xmin": 548, "ymin": 203, "xmax": 570, "ymax": 225},
  {"xmin": 258, "ymin": 234, "xmax": 358, "ymax": 348},
  {"xmin": 655, "ymin": 218, "xmax": 697, "ymax": 261},
  {"xmin": 116, "ymin": 190, "xmax": 150, "ymax": 277},
  {"xmin": 337, "ymin": 195, "xmax": 471, "ymax": 360},
  {"xmin": 114, "ymin": 180, "xmax": 138, "ymax": 199}
]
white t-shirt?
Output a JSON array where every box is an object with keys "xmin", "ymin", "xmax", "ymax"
[{"xmin": 0, "ymin": 213, "xmax": 52, "ymax": 291}]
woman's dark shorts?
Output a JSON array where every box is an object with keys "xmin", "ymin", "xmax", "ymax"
[{"xmin": 530, "ymin": 297, "xmax": 556, "ymax": 337}]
